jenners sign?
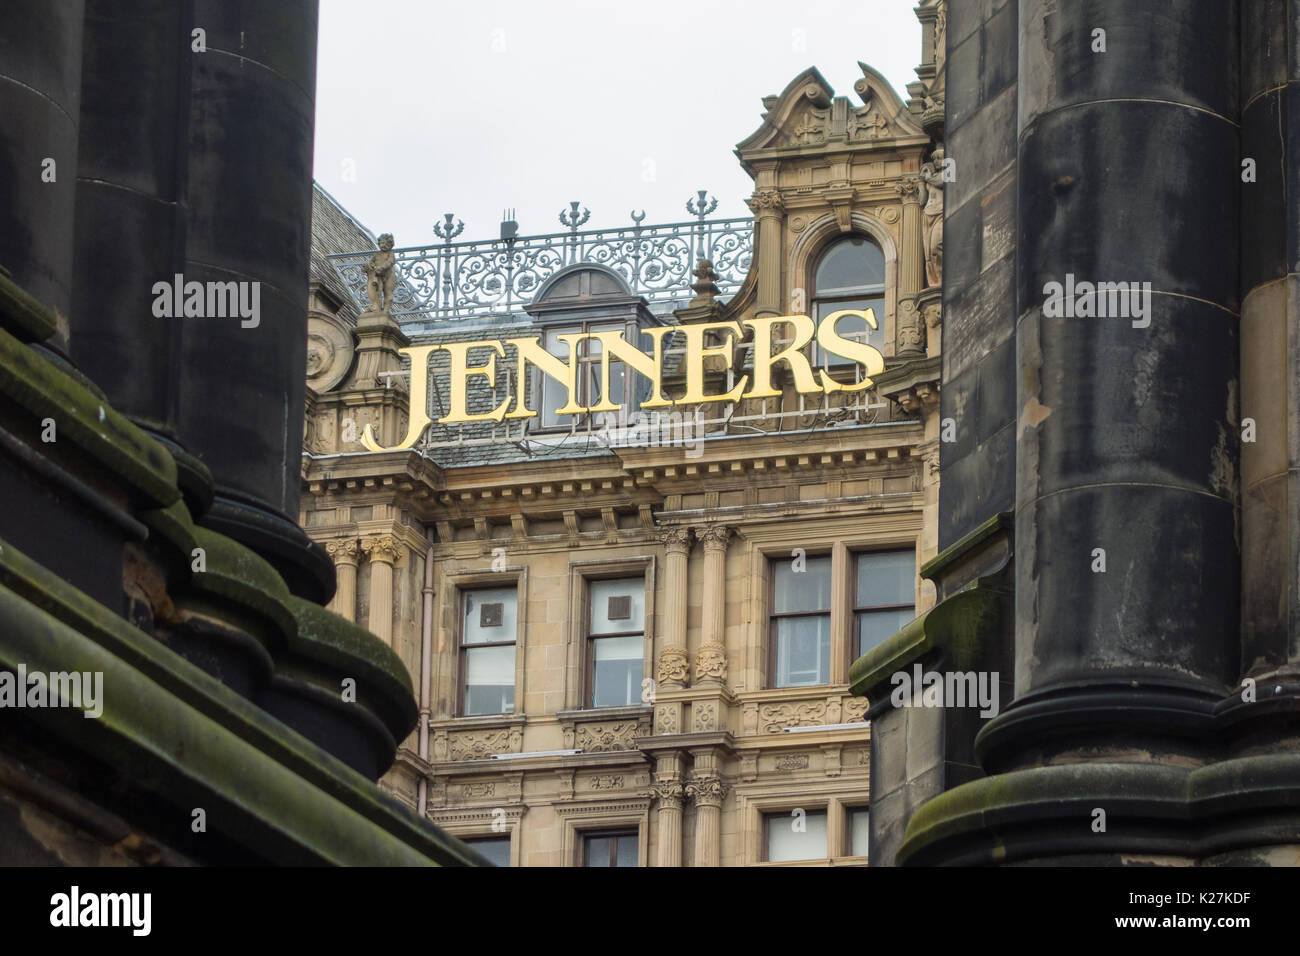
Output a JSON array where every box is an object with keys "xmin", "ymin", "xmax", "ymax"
[{"xmin": 361, "ymin": 310, "xmax": 885, "ymax": 451}]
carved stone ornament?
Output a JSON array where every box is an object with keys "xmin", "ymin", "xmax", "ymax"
[
  {"xmin": 694, "ymin": 701, "xmax": 719, "ymax": 732},
  {"xmin": 655, "ymin": 705, "xmax": 679, "ymax": 735},
  {"xmin": 843, "ymin": 696, "xmax": 869, "ymax": 723},
  {"xmin": 448, "ymin": 727, "xmax": 522, "ymax": 760},
  {"xmin": 361, "ymin": 535, "xmax": 400, "ymax": 565},
  {"xmin": 776, "ymin": 753, "xmax": 811, "ymax": 772},
  {"xmin": 575, "ymin": 721, "xmax": 640, "ymax": 753},
  {"xmin": 656, "ymin": 525, "xmax": 692, "ymax": 552},
  {"xmin": 656, "ymin": 646, "xmax": 690, "ymax": 685},
  {"xmin": 746, "ymin": 189, "xmax": 784, "ymax": 214},
  {"xmin": 694, "ymin": 642, "xmax": 729, "ymax": 683},
  {"xmin": 685, "ymin": 775, "xmax": 728, "ymax": 808},
  {"xmin": 897, "ymin": 298, "xmax": 925, "ymax": 355},
  {"xmin": 894, "ymin": 177, "xmax": 923, "ymax": 204},
  {"xmin": 648, "ymin": 780, "xmax": 685, "ymax": 810},
  {"xmin": 760, "ymin": 701, "xmax": 827, "ymax": 733},
  {"xmin": 326, "ymin": 537, "xmax": 361, "ymax": 565},
  {"xmin": 305, "ymin": 311, "xmax": 355, "ymax": 393},
  {"xmin": 696, "ymin": 525, "xmax": 731, "ymax": 551}
]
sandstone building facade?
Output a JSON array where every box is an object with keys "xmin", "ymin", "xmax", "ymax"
[{"xmin": 300, "ymin": 4, "xmax": 949, "ymax": 866}]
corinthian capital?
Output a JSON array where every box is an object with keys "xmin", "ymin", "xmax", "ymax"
[
  {"xmin": 894, "ymin": 177, "xmax": 923, "ymax": 204},
  {"xmin": 746, "ymin": 189, "xmax": 784, "ymax": 214},
  {"xmin": 361, "ymin": 534, "xmax": 400, "ymax": 564},
  {"xmin": 326, "ymin": 537, "xmax": 361, "ymax": 565},
  {"xmin": 648, "ymin": 780, "xmax": 685, "ymax": 810},
  {"xmin": 695, "ymin": 525, "xmax": 731, "ymax": 551},
  {"xmin": 656, "ymin": 525, "xmax": 692, "ymax": 553},
  {"xmin": 685, "ymin": 774, "xmax": 729, "ymax": 808}
]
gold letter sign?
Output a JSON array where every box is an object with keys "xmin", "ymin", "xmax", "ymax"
[{"xmin": 360, "ymin": 310, "xmax": 884, "ymax": 452}]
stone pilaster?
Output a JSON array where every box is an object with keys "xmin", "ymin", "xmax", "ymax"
[
  {"xmin": 685, "ymin": 749, "xmax": 727, "ymax": 867},
  {"xmin": 656, "ymin": 526, "xmax": 692, "ymax": 689},
  {"xmin": 326, "ymin": 538, "xmax": 360, "ymax": 622},
  {"xmin": 895, "ymin": 177, "xmax": 925, "ymax": 356},
  {"xmin": 648, "ymin": 751, "xmax": 685, "ymax": 868},
  {"xmin": 694, "ymin": 525, "xmax": 730, "ymax": 685},
  {"xmin": 361, "ymin": 535, "xmax": 399, "ymax": 645},
  {"xmin": 746, "ymin": 189, "xmax": 784, "ymax": 318}
]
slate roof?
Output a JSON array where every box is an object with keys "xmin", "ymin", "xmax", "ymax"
[{"xmin": 310, "ymin": 183, "xmax": 377, "ymax": 326}]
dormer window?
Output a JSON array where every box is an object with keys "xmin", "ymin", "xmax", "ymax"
[
  {"xmin": 537, "ymin": 320, "xmax": 630, "ymax": 430},
  {"xmin": 811, "ymin": 236, "xmax": 886, "ymax": 370},
  {"xmin": 524, "ymin": 265, "xmax": 663, "ymax": 435}
]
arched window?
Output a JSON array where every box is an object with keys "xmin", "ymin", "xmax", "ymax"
[{"xmin": 811, "ymin": 236, "xmax": 886, "ymax": 368}]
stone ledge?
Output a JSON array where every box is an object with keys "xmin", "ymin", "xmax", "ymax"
[{"xmin": 0, "ymin": 538, "xmax": 478, "ymax": 865}]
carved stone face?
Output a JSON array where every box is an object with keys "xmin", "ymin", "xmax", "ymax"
[{"xmin": 378, "ymin": 233, "xmax": 394, "ymax": 251}]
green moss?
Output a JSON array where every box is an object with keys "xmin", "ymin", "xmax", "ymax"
[
  {"xmin": 188, "ymin": 526, "xmax": 296, "ymax": 641},
  {"xmin": 848, "ymin": 579, "xmax": 1003, "ymax": 699},
  {"xmin": 919, "ymin": 511, "xmax": 1013, "ymax": 583},
  {"xmin": 0, "ymin": 324, "xmax": 178, "ymax": 507},
  {"xmin": 0, "ymin": 531, "xmax": 479, "ymax": 865},
  {"xmin": 283, "ymin": 597, "xmax": 418, "ymax": 736},
  {"xmin": 140, "ymin": 498, "xmax": 200, "ymax": 562},
  {"xmin": 0, "ymin": 269, "xmax": 58, "ymax": 341},
  {"xmin": 898, "ymin": 763, "xmax": 1190, "ymax": 865}
]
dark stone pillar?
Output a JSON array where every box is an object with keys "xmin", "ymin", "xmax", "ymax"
[
  {"xmin": 176, "ymin": 1, "xmax": 333, "ymax": 601},
  {"xmin": 0, "ymin": 1, "xmax": 85, "ymax": 346},
  {"xmin": 67, "ymin": 1, "xmax": 210, "ymax": 508},
  {"xmin": 935, "ymin": 0, "xmax": 1018, "ymax": 550},
  {"xmin": 978, "ymin": 0, "xmax": 1241, "ymax": 775},
  {"xmin": 1239, "ymin": 0, "xmax": 1300, "ymax": 686}
]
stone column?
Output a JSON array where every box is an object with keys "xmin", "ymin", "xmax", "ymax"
[
  {"xmin": 686, "ymin": 749, "xmax": 727, "ymax": 867},
  {"xmin": 648, "ymin": 752, "xmax": 685, "ymax": 868},
  {"xmin": 0, "ymin": 1, "xmax": 85, "ymax": 348},
  {"xmin": 895, "ymin": 178, "xmax": 925, "ymax": 356},
  {"xmin": 998, "ymin": 0, "xmax": 1239, "ymax": 761},
  {"xmin": 746, "ymin": 189, "xmax": 784, "ymax": 318},
  {"xmin": 899, "ymin": 0, "xmax": 1241, "ymax": 867},
  {"xmin": 694, "ymin": 526, "xmax": 730, "ymax": 685},
  {"xmin": 69, "ymin": 0, "xmax": 192, "ymax": 454},
  {"xmin": 175, "ymin": 0, "xmax": 333, "ymax": 604},
  {"xmin": 655, "ymin": 526, "xmax": 692, "ymax": 689},
  {"xmin": 327, "ymin": 538, "xmax": 360, "ymax": 622},
  {"xmin": 362, "ymin": 535, "xmax": 398, "ymax": 645}
]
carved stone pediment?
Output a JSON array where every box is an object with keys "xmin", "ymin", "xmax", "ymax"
[{"xmin": 737, "ymin": 63, "xmax": 925, "ymax": 162}]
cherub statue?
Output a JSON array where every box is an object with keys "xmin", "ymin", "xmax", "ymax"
[{"xmin": 363, "ymin": 233, "xmax": 398, "ymax": 312}]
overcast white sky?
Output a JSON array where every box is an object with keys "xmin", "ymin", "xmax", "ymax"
[{"xmin": 313, "ymin": 0, "xmax": 921, "ymax": 249}]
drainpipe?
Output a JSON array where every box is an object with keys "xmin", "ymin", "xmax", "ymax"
[{"xmin": 417, "ymin": 526, "xmax": 435, "ymax": 816}]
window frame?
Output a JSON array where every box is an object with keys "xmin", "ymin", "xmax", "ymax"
[
  {"xmin": 760, "ymin": 807, "xmax": 830, "ymax": 863},
  {"xmin": 584, "ymin": 575, "xmax": 648, "ymax": 710},
  {"xmin": 766, "ymin": 551, "xmax": 834, "ymax": 689},
  {"xmin": 580, "ymin": 827, "xmax": 640, "ymax": 867},
  {"xmin": 566, "ymin": 556, "xmax": 656, "ymax": 713},
  {"xmin": 531, "ymin": 318, "xmax": 638, "ymax": 433},
  {"xmin": 845, "ymin": 804, "xmax": 871, "ymax": 860},
  {"xmin": 742, "ymin": 793, "xmax": 868, "ymax": 866},
  {"xmin": 454, "ymin": 580, "xmax": 520, "ymax": 712},
  {"xmin": 851, "ymin": 548, "xmax": 917, "ymax": 659},
  {"xmin": 809, "ymin": 234, "xmax": 887, "ymax": 377},
  {"xmin": 461, "ymin": 834, "xmax": 514, "ymax": 867}
]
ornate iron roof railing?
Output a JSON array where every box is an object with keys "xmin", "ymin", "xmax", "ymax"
[{"xmin": 326, "ymin": 195, "xmax": 753, "ymax": 321}]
